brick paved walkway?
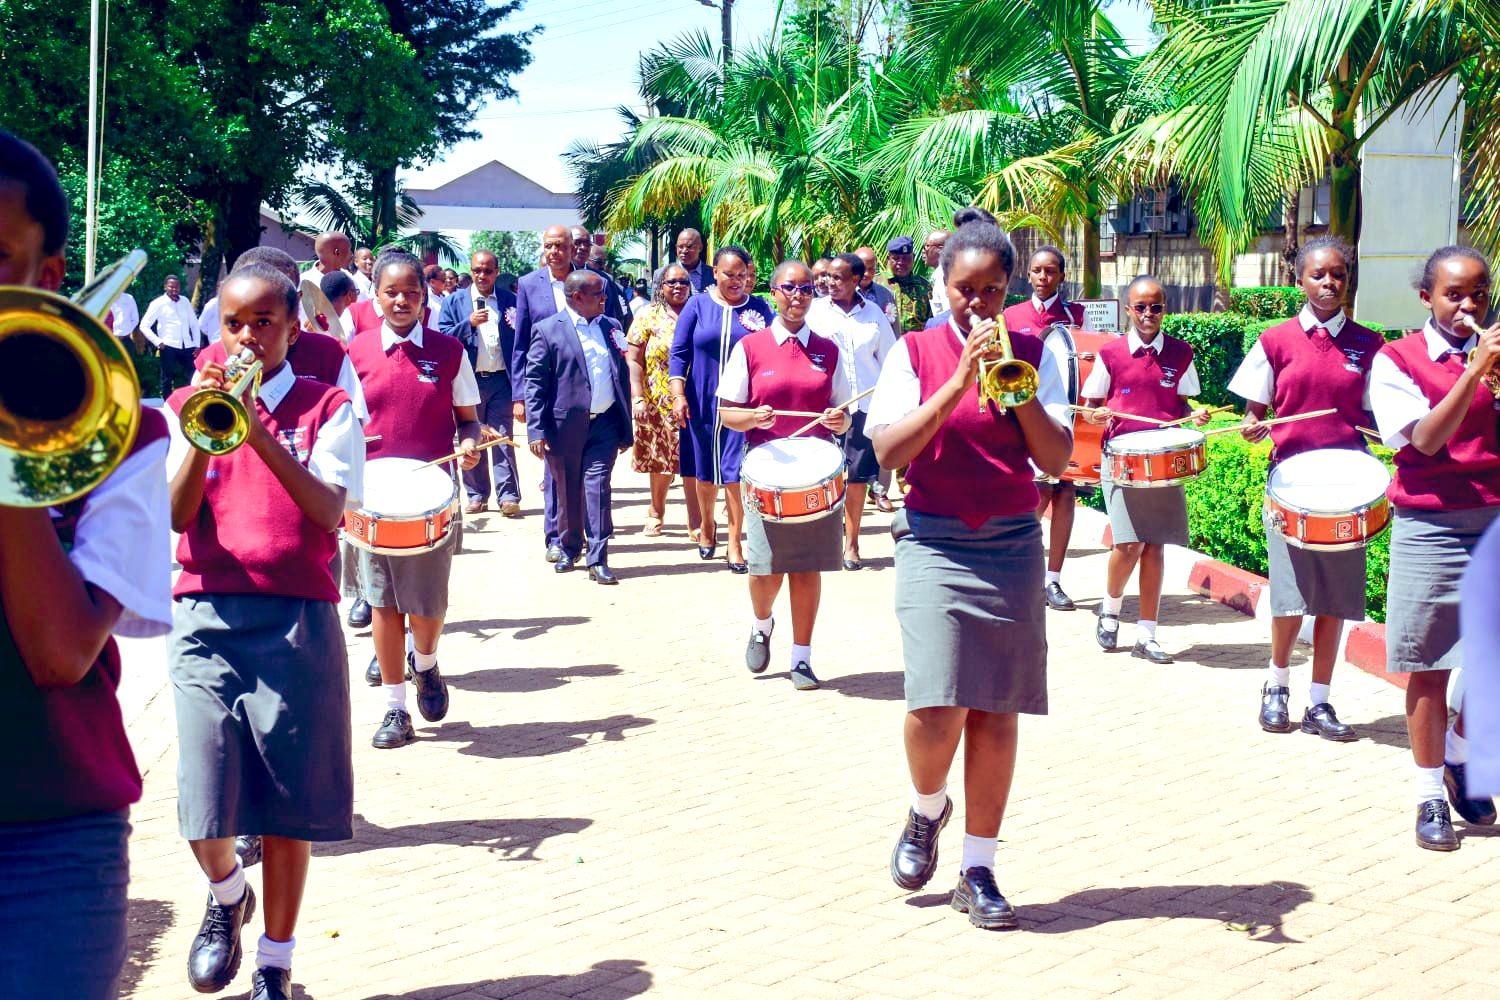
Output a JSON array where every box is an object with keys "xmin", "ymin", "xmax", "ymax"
[{"xmin": 119, "ymin": 454, "xmax": 1499, "ymax": 998}]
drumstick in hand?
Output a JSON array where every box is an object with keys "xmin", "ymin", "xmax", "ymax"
[
  {"xmin": 788, "ymin": 386, "xmax": 879, "ymax": 439},
  {"xmin": 1204, "ymin": 408, "xmax": 1337, "ymax": 436},
  {"xmin": 719, "ymin": 406, "xmax": 828, "ymax": 419},
  {"xmin": 413, "ymin": 435, "xmax": 515, "ymax": 469},
  {"xmin": 1066, "ymin": 405, "xmax": 1174, "ymax": 427},
  {"xmin": 1158, "ymin": 404, "xmax": 1234, "ymax": 428}
]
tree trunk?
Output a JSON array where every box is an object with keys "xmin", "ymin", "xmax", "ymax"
[
  {"xmin": 721, "ymin": 0, "xmax": 733, "ymax": 64},
  {"xmin": 221, "ymin": 179, "xmax": 266, "ymax": 272},
  {"xmin": 1280, "ymin": 191, "xmax": 1300, "ymax": 285},
  {"xmin": 1329, "ymin": 145, "xmax": 1361, "ymax": 303},
  {"xmin": 194, "ymin": 213, "xmax": 222, "ymax": 310},
  {"xmin": 1081, "ymin": 212, "xmax": 1102, "ymax": 299},
  {"xmin": 371, "ymin": 166, "xmax": 400, "ymax": 246}
]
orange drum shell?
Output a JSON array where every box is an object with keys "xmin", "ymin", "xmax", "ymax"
[
  {"xmin": 1266, "ymin": 494, "xmax": 1391, "ymax": 550},
  {"xmin": 343, "ymin": 504, "xmax": 456, "ymax": 554},
  {"xmin": 1064, "ymin": 330, "xmax": 1114, "ymax": 485},
  {"xmin": 1104, "ymin": 441, "xmax": 1207, "ymax": 487},
  {"xmin": 745, "ymin": 471, "xmax": 847, "ymax": 522}
]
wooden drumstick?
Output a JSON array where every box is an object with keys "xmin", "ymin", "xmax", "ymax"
[
  {"xmin": 1158, "ymin": 404, "xmax": 1234, "ymax": 428},
  {"xmin": 1066, "ymin": 405, "xmax": 1174, "ymax": 427},
  {"xmin": 787, "ymin": 386, "xmax": 879, "ymax": 439},
  {"xmin": 1357, "ymin": 426, "xmax": 1382, "ymax": 440},
  {"xmin": 413, "ymin": 435, "xmax": 514, "ymax": 469},
  {"xmin": 719, "ymin": 406, "xmax": 827, "ymax": 419},
  {"xmin": 364, "ymin": 435, "xmax": 382, "ymax": 444},
  {"xmin": 1203, "ymin": 408, "xmax": 1338, "ymax": 436}
]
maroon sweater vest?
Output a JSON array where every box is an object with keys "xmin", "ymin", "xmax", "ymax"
[
  {"xmin": 1097, "ymin": 335, "xmax": 1194, "ymax": 440},
  {"xmin": 739, "ymin": 328, "xmax": 841, "ymax": 446},
  {"xmin": 1002, "ymin": 298, "xmax": 1085, "ymax": 337},
  {"xmin": 1257, "ymin": 318, "xmax": 1379, "ymax": 463},
  {"xmin": 197, "ymin": 330, "xmax": 347, "ymax": 388},
  {"xmin": 347, "ymin": 327, "xmax": 463, "ymax": 462}
]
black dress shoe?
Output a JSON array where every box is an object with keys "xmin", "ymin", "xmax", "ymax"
[
  {"xmin": 951, "ymin": 867, "xmax": 1018, "ymax": 930},
  {"xmin": 697, "ymin": 544, "xmax": 716, "ymax": 561},
  {"xmin": 1300, "ymin": 703, "xmax": 1356, "ymax": 742},
  {"xmin": 234, "ymin": 835, "xmax": 262, "ymax": 869},
  {"xmin": 1416, "ymin": 798, "xmax": 1460, "ymax": 851},
  {"xmin": 347, "ymin": 598, "xmax": 371, "ymax": 629},
  {"xmin": 554, "ymin": 556, "xmax": 575, "ymax": 573},
  {"xmin": 365, "ymin": 655, "xmax": 382, "ymax": 687},
  {"xmin": 1131, "ymin": 638, "xmax": 1173, "ymax": 664},
  {"xmin": 1445, "ymin": 762, "xmax": 1498, "ymax": 825},
  {"xmin": 1043, "ymin": 581, "xmax": 1075, "ymax": 611},
  {"xmin": 726, "ymin": 560, "xmax": 749, "ymax": 575},
  {"xmin": 251, "ymin": 967, "xmax": 291, "ymax": 1000},
  {"xmin": 890, "ymin": 798, "xmax": 951, "ymax": 890},
  {"xmin": 372, "ymin": 708, "xmax": 416, "ymax": 749},
  {"xmin": 187, "ymin": 885, "xmax": 256, "ymax": 993},
  {"xmin": 842, "ymin": 557, "xmax": 863, "ymax": 572},
  {"xmin": 746, "ymin": 628, "xmax": 771, "ymax": 673},
  {"xmin": 1259, "ymin": 683, "xmax": 1292, "ymax": 734},
  {"xmin": 408, "ymin": 653, "xmax": 449, "ymax": 723},
  {"xmin": 545, "ymin": 544, "xmax": 564, "ymax": 564},
  {"xmin": 1095, "ymin": 613, "xmax": 1119, "ymax": 651},
  {"xmin": 588, "ymin": 564, "xmax": 619, "ymax": 585}
]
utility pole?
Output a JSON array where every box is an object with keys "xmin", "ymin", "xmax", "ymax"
[{"xmin": 695, "ymin": 0, "xmax": 734, "ymax": 63}]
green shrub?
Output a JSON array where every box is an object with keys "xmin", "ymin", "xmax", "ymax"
[
  {"xmin": 1230, "ymin": 286, "xmax": 1303, "ymax": 318},
  {"xmin": 1160, "ymin": 312, "xmax": 1251, "ymax": 407}
]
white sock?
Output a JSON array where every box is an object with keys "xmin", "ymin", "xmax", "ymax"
[
  {"xmin": 1309, "ymin": 682, "xmax": 1331, "ymax": 707},
  {"xmin": 383, "ymin": 682, "xmax": 406, "ymax": 712},
  {"xmin": 1267, "ymin": 661, "xmax": 1290, "ymax": 687},
  {"xmin": 1101, "ymin": 594, "xmax": 1123, "ymax": 618},
  {"xmin": 753, "ymin": 615, "xmax": 774, "ymax": 636},
  {"xmin": 255, "ymin": 934, "xmax": 294, "ymax": 972},
  {"xmin": 208, "ymin": 863, "xmax": 246, "ymax": 907},
  {"xmin": 1135, "ymin": 619, "xmax": 1157, "ymax": 643},
  {"xmin": 912, "ymin": 784, "xmax": 948, "ymax": 821},
  {"xmin": 960, "ymin": 834, "xmax": 997, "ymax": 873},
  {"xmin": 790, "ymin": 643, "xmax": 811, "ymax": 668},
  {"xmin": 405, "ymin": 630, "xmax": 415, "ymax": 655},
  {"xmin": 1414, "ymin": 763, "xmax": 1446, "ymax": 805},
  {"xmin": 1045, "ymin": 570, "xmax": 1061, "ymax": 586},
  {"xmin": 1446, "ymin": 726, "xmax": 1470, "ymax": 766},
  {"xmin": 412, "ymin": 648, "xmax": 438, "ymax": 673}
]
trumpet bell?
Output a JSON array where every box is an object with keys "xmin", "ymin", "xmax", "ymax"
[
  {"xmin": 978, "ymin": 356, "xmax": 1038, "ymax": 412},
  {"xmin": 178, "ymin": 388, "xmax": 250, "ymax": 455}
]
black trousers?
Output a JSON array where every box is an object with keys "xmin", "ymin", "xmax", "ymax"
[{"xmin": 158, "ymin": 345, "xmax": 197, "ymax": 399}]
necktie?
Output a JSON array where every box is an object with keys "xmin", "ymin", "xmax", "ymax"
[{"xmin": 1313, "ymin": 326, "xmax": 1333, "ymax": 352}]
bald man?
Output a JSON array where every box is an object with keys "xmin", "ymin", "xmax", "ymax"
[
  {"xmin": 653, "ymin": 227, "xmax": 715, "ymax": 292},
  {"xmin": 855, "ymin": 246, "xmax": 896, "ymax": 317},
  {"xmin": 300, "ymin": 231, "xmax": 353, "ymax": 287},
  {"xmin": 569, "ymin": 225, "xmax": 629, "ymax": 332}
]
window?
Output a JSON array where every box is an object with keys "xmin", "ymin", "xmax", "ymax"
[{"xmin": 1100, "ymin": 201, "xmax": 1117, "ymax": 256}]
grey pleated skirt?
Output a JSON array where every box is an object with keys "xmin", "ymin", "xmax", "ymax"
[
  {"xmin": 1263, "ymin": 511, "xmax": 1369, "ymax": 620},
  {"xmin": 1102, "ymin": 472, "xmax": 1188, "ymax": 546},
  {"xmin": 343, "ymin": 522, "xmax": 461, "ymax": 620},
  {"xmin": 893, "ymin": 509, "xmax": 1048, "ymax": 715},
  {"xmin": 169, "ymin": 594, "xmax": 353, "ymax": 842},
  {"xmin": 1387, "ymin": 505, "xmax": 1500, "ymax": 674},
  {"xmin": 744, "ymin": 504, "xmax": 843, "ymax": 576}
]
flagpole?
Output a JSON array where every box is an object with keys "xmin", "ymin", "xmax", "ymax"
[{"xmin": 85, "ymin": 0, "xmax": 101, "ymax": 281}]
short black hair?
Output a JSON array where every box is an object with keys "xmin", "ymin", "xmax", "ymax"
[
  {"xmin": 952, "ymin": 205, "xmax": 997, "ymax": 228},
  {"xmin": 833, "ymin": 252, "xmax": 865, "ymax": 279},
  {"xmin": 1031, "ymin": 244, "xmax": 1066, "ymax": 273},
  {"xmin": 1416, "ymin": 245, "xmax": 1489, "ymax": 292},
  {"xmin": 939, "ymin": 221, "xmax": 1015, "ymax": 278},
  {"xmin": 374, "ymin": 250, "xmax": 424, "ymax": 288},
  {"xmin": 0, "ymin": 130, "xmax": 69, "ymax": 255},
  {"xmin": 1126, "ymin": 274, "xmax": 1164, "ymax": 299},
  {"xmin": 320, "ymin": 270, "xmax": 356, "ymax": 302},
  {"xmin": 564, "ymin": 268, "xmax": 604, "ymax": 297},
  {"xmin": 713, "ymin": 245, "xmax": 753, "ymax": 268},
  {"xmin": 223, "ymin": 263, "xmax": 298, "ymax": 315},
  {"xmin": 423, "ymin": 263, "xmax": 444, "ymax": 282},
  {"xmin": 771, "ymin": 259, "xmax": 812, "ymax": 285},
  {"xmin": 1294, "ymin": 235, "xmax": 1355, "ymax": 279},
  {"xmin": 232, "ymin": 246, "xmax": 299, "ymax": 285}
]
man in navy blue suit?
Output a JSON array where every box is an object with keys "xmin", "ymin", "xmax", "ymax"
[
  {"xmin": 652, "ymin": 228, "xmax": 715, "ymax": 292},
  {"xmin": 524, "ymin": 269, "xmax": 632, "ymax": 585},
  {"xmin": 439, "ymin": 250, "xmax": 521, "ymax": 515}
]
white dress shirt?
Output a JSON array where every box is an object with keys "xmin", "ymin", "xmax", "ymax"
[
  {"xmin": 140, "ymin": 294, "xmax": 202, "ymax": 349},
  {"xmin": 929, "ymin": 265, "xmax": 946, "ymax": 316},
  {"xmin": 1369, "ymin": 321, "xmax": 1476, "ymax": 449},
  {"xmin": 468, "ymin": 288, "xmax": 505, "ymax": 374},
  {"xmin": 109, "ymin": 292, "xmax": 139, "ymax": 339},
  {"xmin": 866, "ymin": 317, "xmax": 1072, "ymax": 435},
  {"xmin": 165, "ymin": 362, "xmax": 364, "ymax": 506},
  {"xmin": 378, "ymin": 322, "xmax": 481, "ymax": 407},
  {"xmin": 1228, "ymin": 304, "xmax": 1349, "ymax": 405},
  {"xmin": 563, "ymin": 307, "xmax": 619, "ymax": 415},
  {"xmin": 806, "ymin": 294, "xmax": 896, "ymax": 412},
  {"xmin": 549, "ymin": 274, "xmax": 568, "ymax": 313},
  {"xmin": 1080, "ymin": 329, "xmax": 1202, "ymax": 399},
  {"xmin": 351, "ymin": 269, "xmax": 375, "ymax": 301},
  {"xmin": 717, "ymin": 319, "xmax": 855, "ymax": 405},
  {"xmin": 198, "ymin": 297, "xmax": 221, "ymax": 344}
]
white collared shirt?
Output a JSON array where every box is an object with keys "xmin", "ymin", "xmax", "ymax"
[
  {"xmin": 165, "ymin": 362, "xmax": 365, "ymax": 505},
  {"xmin": 109, "ymin": 292, "xmax": 139, "ymax": 338},
  {"xmin": 140, "ymin": 294, "xmax": 201, "ymax": 349},
  {"xmin": 1032, "ymin": 293, "xmax": 1059, "ymax": 312},
  {"xmin": 563, "ymin": 307, "xmax": 619, "ymax": 414},
  {"xmin": 469, "ymin": 288, "xmax": 505, "ymax": 373},
  {"xmin": 717, "ymin": 318, "xmax": 854, "ymax": 405},
  {"xmin": 806, "ymin": 294, "xmax": 896, "ymax": 412},
  {"xmin": 549, "ymin": 273, "xmax": 568, "ymax": 313},
  {"xmin": 1080, "ymin": 329, "xmax": 1201, "ymax": 399},
  {"xmin": 929, "ymin": 265, "xmax": 946, "ymax": 315},
  {"xmin": 1229, "ymin": 305, "xmax": 1349, "ymax": 405},
  {"xmin": 1369, "ymin": 321, "xmax": 1477, "ymax": 449},
  {"xmin": 379, "ymin": 322, "xmax": 481, "ymax": 406},
  {"xmin": 351, "ymin": 269, "xmax": 375, "ymax": 301},
  {"xmin": 198, "ymin": 297, "xmax": 221, "ymax": 344},
  {"xmin": 866, "ymin": 318, "xmax": 1072, "ymax": 434}
]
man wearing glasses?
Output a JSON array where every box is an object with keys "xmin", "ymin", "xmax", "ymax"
[
  {"xmin": 571, "ymin": 225, "xmax": 631, "ymax": 332},
  {"xmin": 653, "ymin": 227, "xmax": 716, "ymax": 293}
]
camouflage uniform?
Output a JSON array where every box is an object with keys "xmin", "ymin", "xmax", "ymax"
[{"xmin": 886, "ymin": 271, "xmax": 933, "ymax": 334}]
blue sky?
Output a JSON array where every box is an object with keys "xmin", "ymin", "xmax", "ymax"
[{"xmin": 410, "ymin": 0, "xmax": 1156, "ymax": 194}]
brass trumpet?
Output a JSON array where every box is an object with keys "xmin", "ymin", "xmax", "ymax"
[
  {"xmin": 976, "ymin": 315, "xmax": 1038, "ymax": 413},
  {"xmin": 1455, "ymin": 314, "xmax": 1500, "ymax": 399},
  {"xmin": 0, "ymin": 250, "xmax": 145, "ymax": 507},
  {"xmin": 179, "ymin": 348, "xmax": 263, "ymax": 454}
]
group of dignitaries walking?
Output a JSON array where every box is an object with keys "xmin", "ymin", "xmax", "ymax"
[{"xmin": 4, "ymin": 121, "xmax": 1499, "ymax": 1000}]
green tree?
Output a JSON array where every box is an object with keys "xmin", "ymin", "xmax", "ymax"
[
  {"xmin": 55, "ymin": 154, "xmax": 196, "ymax": 297},
  {"xmin": 468, "ymin": 231, "xmax": 542, "ymax": 275}
]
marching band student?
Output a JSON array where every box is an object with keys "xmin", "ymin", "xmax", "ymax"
[
  {"xmin": 0, "ymin": 130, "xmax": 172, "ymax": 1000},
  {"xmin": 1370, "ymin": 245, "xmax": 1500, "ymax": 851},
  {"xmin": 166, "ymin": 265, "xmax": 360, "ymax": 1000},
  {"xmin": 1004, "ymin": 246, "xmax": 1087, "ymax": 612},
  {"xmin": 869, "ymin": 221, "xmax": 1072, "ymax": 930},
  {"xmin": 345, "ymin": 251, "xmax": 483, "ymax": 750},
  {"xmin": 1082, "ymin": 276, "xmax": 1208, "ymax": 663},
  {"xmin": 1229, "ymin": 236, "xmax": 1381, "ymax": 741},
  {"xmin": 718, "ymin": 261, "xmax": 853, "ymax": 691}
]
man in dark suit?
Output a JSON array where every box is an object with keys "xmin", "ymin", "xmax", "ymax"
[
  {"xmin": 439, "ymin": 250, "xmax": 521, "ymax": 515},
  {"xmin": 570, "ymin": 224, "xmax": 630, "ymax": 332},
  {"xmin": 652, "ymin": 227, "xmax": 715, "ymax": 292},
  {"xmin": 524, "ymin": 269, "xmax": 632, "ymax": 585}
]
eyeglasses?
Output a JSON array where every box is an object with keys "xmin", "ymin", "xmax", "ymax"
[
  {"xmin": 1130, "ymin": 303, "xmax": 1166, "ymax": 316},
  {"xmin": 661, "ymin": 278, "xmax": 691, "ymax": 287},
  {"xmin": 774, "ymin": 282, "xmax": 815, "ymax": 296}
]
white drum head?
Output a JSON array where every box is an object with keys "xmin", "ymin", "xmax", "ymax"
[
  {"xmin": 1268, "ymin": 449, "xmax": 1391, "ymax": 512},
  {"xmin": 1107, "ymin": 427, "xmax": 1204, "ymax": 454},
  {"xmin": 362, "ymin": 457, "xmax": 457, "ymax": 516},
  {"xmin": 741, "ymin": 437, "xmax": 846, "ymax": 489}
]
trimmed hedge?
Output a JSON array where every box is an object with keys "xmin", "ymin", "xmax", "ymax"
[
  {"xmin": 1230, "ymin": 286, "xmax": 1303, "ymax": 319},
  {"xmin": 1159, "ymin": 312, "xmax": 1251, "ymax": 407}
]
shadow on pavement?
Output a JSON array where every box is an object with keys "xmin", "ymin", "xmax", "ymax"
[
  {"xmin": 316, "ymin": 813, "xmax": 591, "ymax": 861},
  {"xmin": 1357, "ymin": 713, "xmax": 1411, "ymax": 750},
  {"xmin": 822, "ymin": 670, "xmax": 904, "ymax": 701},
  {"xmin": 361, "ymin": 959, "xmax": 651, "ymax": 999},
  {"xmin": 443, "ymin": 615, "xmax": 588, "ymax": 641},
  {"xmin": 119, "ymin": 898, "xmax": 174, "ymax": 998},
  {"xmin": 446, "ymin": 663, "xmax": 622, "ymax": 695},
  {"xmin": 422, "ymin": 715, "xmax": 654, "ymax": 759}
]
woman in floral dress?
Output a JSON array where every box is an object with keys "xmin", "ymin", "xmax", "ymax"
[{"xmin": 626, "ymin": 264, "xmax": 701, "ymax": 537}]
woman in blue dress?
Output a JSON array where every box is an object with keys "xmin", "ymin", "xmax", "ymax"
[{"xmin": 669, "ymin": 246, "xmax": 776, "ymax": 573}]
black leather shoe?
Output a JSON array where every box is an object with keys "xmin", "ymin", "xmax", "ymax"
[
  {"xmin": 890, "ymin": 798, "xmax": 951, "ymax": 890},
  {"xmin": 365, "ymin": 655, "xmax": 382, "ymax": 687},
  {"xmin": 545, "ymin": 544, "xmax": 564, "ymax": 564},
  {"xmin": 251, "ymin": 967, "xmax": 291, "ymax": 1000},
  {"xmin": 1043, "ymin": 581, "xmax": 1075, "ymax": 611},
  {"xmin": 372, "ymin": 708, "xmax": 415, "ymax": 749},
  {"xmin": 234, "ymin": 835, "xmax": 262, "ymax": 869},
  {"xmin": 1445, "ymin": 762, "xmax": 1498, "ymax": 825},
  {"xmin": 1259, "ymin": 683, "xmax": 1292, "ymax": 733},
  {"xmin": 1131, "ymin": 638, "xmax": 1173, "ymax": 664},
  {"xmin": 842, "ymin": 557, "xmax": 863, "ymax": 572},
  {"xmin": 951, "ymin": 867, "xmax": 1018, "ymax": 930},
  {"xmin": 588, "ymin": 564, "xmax": 619, "ymax": 585},
  {"xmin": 346, "ymin": 598, "xmax": 371, "ymax": 629},
  {"xmin": 726, "ymin": 560, "xmax": 749, "ymax": 575},
  {"xmin": 746, "ymin": 628, "xmax": 771, "ymax": 674},
  {"xmin": 408, "ymin": 653, "xmax": 449, "ymax": 723},
  {"xmin": 790, "ymin": 660, "xmax": 820, "ymax": 690},
  {"xmin": 697, "ymin": 544, "xmax": 716, "ymax": 561},
  {"xmin": 554, "ymin": 557, "xmax": 574, "ymax": 573},
  {"xmin": 187, "ymin": 885, "xmax": 255, "ymax": 993},
  {"xmin": 1301, "ymin": 703, "xmax": 1356, "ymax": 742},
  {"xmin": 1095, "ymin": 614, "xmax": 1119, "ymax": 651},
  {"xmin": 1416, "ymin": 798, "xmax": 1460, "ymax": 851}
]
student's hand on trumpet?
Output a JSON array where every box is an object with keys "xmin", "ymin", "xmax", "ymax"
[{"xmin": 948, "ymin": 316, "xmax": 999, "ymax": 389}]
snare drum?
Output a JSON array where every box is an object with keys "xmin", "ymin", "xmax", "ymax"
[
  {"xmin": 740, "ymin": 437, "xmax": 846, "ymax": 521},
  {"xmin": 1103, "ymin": 427, "xmax": 1207, "ymax": 487},
  {"xmin": 1053, "ymin": 326, "xmax": 1114, "ymax": 485},
  {"xmin": 343, "ymin": 457, "xmax": 459, "ymax": 555},
  {"xmin": 1265, "ymin": 448, "xmax": 1392, "ymax": 550}
]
